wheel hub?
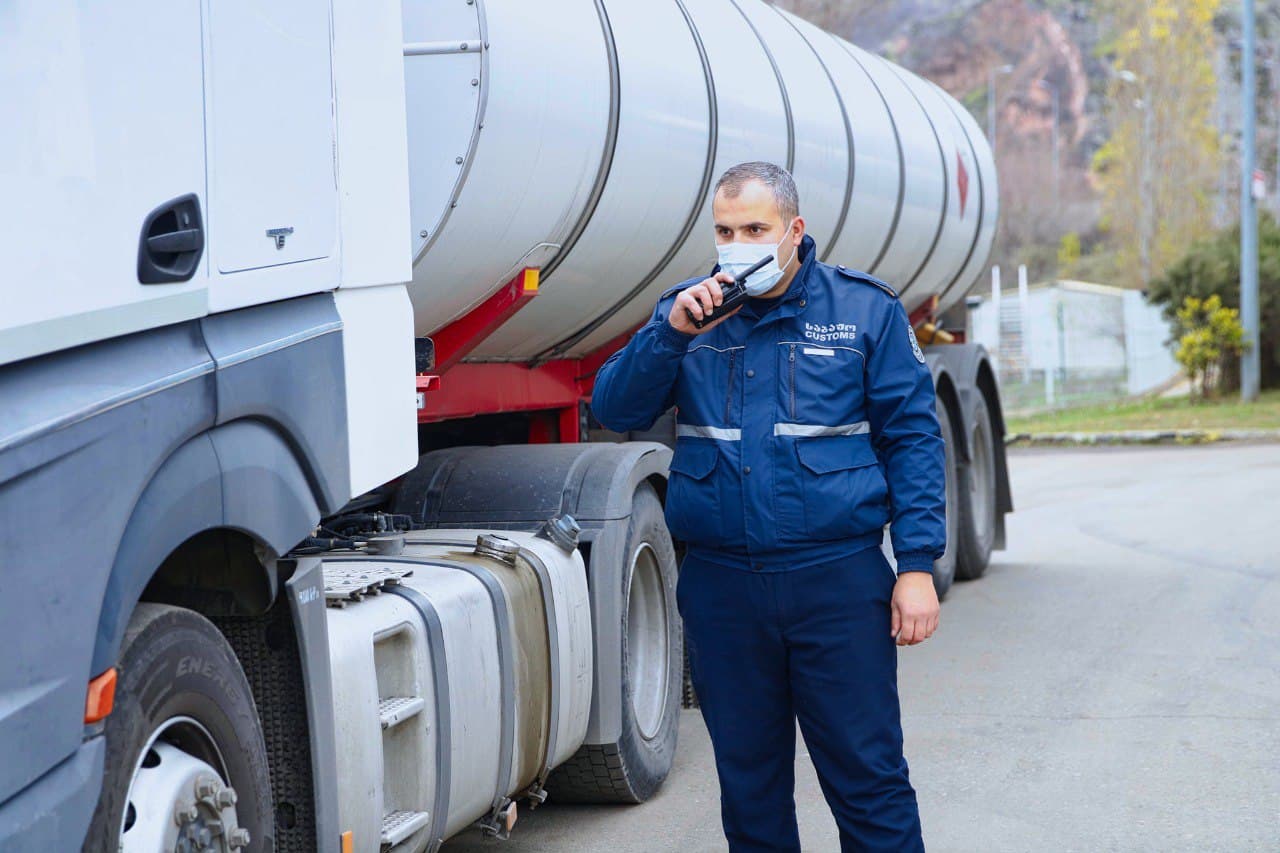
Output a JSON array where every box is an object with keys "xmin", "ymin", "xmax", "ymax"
[
  {"xmin": 121, "ymin": 731, "xmax": 249, "ymax": 853},
  {"xmin": 627, "ymin": 542, "xmax": 669, "ymax": 741},
  {"xmin": 970, "ymin": 419, "xmax": 993, "ymax": 532}
]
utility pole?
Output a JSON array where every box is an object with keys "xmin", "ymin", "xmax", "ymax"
[{"xmin": 1243, "ymin": 0, "xmax": 1261, "ymax": 401}]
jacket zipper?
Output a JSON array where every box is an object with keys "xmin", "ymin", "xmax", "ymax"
[
  {"xmin": 788, "ymin": 343, "xmax": 797, "ymax": 420},
  {"xmin": 724, "ymin": 350, "xmax": 737, "ymax": 422}
]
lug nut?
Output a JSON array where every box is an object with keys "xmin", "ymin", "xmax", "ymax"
[
  {"xmin": 206, "ymin": 819, "xmax": 224, "ymax": 837},
  {"xmin": 216, "ymin": 788, "xmax": 238, "ymax": 808},
  {"xmin": 195, "ymin": 776, "xmax": 219, "ymax": 799},
  {"xmin": 174, "ymin": 802, "xmax": 199, "ymax": 824},
  {"xmin": 229, "ymin": 828, "xmax": 251, "ymax": 849}
]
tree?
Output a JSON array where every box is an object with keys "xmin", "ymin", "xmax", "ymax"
[
  {"xmin": 1092, "ymin": 0, "xmax": 1222, "ymax": 289},
  {"xmin": 1148, "ymin": 213, "xmax": 1280, "ymax": 389},
  {"xmin": 1173, "ymin": 295, "xmax": 1245, "ymax": 396}
]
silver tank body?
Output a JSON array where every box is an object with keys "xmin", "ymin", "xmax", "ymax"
[{"xmin": 402, "ymin": 0, "xmax": 998, "ymax": 360}]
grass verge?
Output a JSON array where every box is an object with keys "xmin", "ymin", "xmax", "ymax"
[{"xmin": 1004, "ymin": 389, "xmax": 1280, "ymax": 435}]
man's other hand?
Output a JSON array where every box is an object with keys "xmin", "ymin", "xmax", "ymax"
[
  {"xmin": 669, "ymin": 273, "xmax": 741, "ymax": 335},
  {"xmin": 891, "ymin": 572, "xmax": 940, "ymax": 646}
]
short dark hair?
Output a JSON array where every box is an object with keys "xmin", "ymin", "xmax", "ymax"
[{"xmin": 714, "ymin": 161, "xmax": 800, "ymax": 221}]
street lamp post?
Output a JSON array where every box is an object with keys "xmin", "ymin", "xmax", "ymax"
[
  {"xmin": 1037, "ymin": 79, "xmax": 1061, "ymax": 216},
  {"xmin": 988, "ymin": 63, "xmax": 1014, "ymax": 149},
  {"xmin": 1262, "ymin": 56, "xmax": 1280, "ymax": 218},
  {"xmin": 1118, "ymin": 70, "xmax": 1154, "ymax": 286}
]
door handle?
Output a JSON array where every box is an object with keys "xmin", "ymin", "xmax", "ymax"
[
  {"xmin": 146, "ymin": 228, "xmax": 202, "ymax": 255},
  {"xmin": 138, "ymin": 194, "xmax": 204, "ymax": 284}
]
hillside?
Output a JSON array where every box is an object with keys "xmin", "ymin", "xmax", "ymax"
[{"xmin": 774, "ymin": 0, "xmax": 1108, "ymax": 281}]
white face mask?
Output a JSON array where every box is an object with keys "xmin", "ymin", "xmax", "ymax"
[{"xmin": 716, "ymin": 220, "xmax": 799, "ymax": 296}]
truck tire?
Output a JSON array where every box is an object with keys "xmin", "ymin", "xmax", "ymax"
[
  {"xmin": 546, "ymin": 483, "xmax": 682, "ymax": 803},
  {"xmin": 932, "ymin": 397, "xmax": 959, "ymax": 599},
  {"xmin": 956, "ymin": 394, "xmax": 997, "ymax": 580},
  {"xmin": 85, "ymin": 603, "xmax": 272, "ymax": 853}
]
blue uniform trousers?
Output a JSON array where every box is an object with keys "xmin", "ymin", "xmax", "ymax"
[{"xmin": 677, "ymin": 546, "xmax": 925, "ymax": 852}]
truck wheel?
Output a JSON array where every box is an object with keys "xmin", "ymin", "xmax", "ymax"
[
  {"xmin": 86, "ymin": 604, "xmax": 272, "ymax": 853},
  {"xmin": 547, "ymin": 483, "xmax": 681, "ymax": 803},
  {"xmin": 932, "ymin": 397, "xmax": 959, "ymax": 599},
  {"xmin": 956, "ymin": 394, "xmax": 997, "ymax": 580}
]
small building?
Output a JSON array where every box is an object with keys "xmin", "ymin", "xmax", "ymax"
[{"xmin": 967, "ymin": 278, "xmax": 1180, "ymax": 405}]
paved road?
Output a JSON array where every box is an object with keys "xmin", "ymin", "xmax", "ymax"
[{"xmin": 443, "ymin": 444, "xmax": 1280, "ymax": 852}]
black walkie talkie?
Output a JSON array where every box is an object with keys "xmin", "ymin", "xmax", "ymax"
[{"xmin": 686, "ymin": 254, "xmax": 774, "ymax": 329}]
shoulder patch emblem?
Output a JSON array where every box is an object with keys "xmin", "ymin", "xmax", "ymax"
[
  {"xmin": 907, "ymin": 325, "xmax": 926, "ymax": 363},
  {"xmin": 836, "ymin": 265, "xmax": 898, "ymax": 299}
]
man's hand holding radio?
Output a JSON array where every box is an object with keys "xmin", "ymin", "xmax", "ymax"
[{"xmin": 669, "ymin": 272, "xmax": 740, "ymax": 335}]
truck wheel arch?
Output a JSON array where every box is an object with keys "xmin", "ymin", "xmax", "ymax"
[{"xmin": 92, "ymin": 420, "xmax": 322, "ymax": 675}]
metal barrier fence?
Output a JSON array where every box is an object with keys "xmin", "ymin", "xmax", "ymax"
[{"xmin": 997, "ymin": 367, "xmax": 1131, "ymax": 416}]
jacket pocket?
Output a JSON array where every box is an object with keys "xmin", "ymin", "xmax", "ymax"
[
  {"xmin": 665, "ymin": 441, "xmax": 727, "ymax": 546},
  {"xmin": 794, "ymin": 433, "xmax": 889, "ymax": 540}
]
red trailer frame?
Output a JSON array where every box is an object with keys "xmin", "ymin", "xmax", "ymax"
[
  {"xmin": 415, "ymin": 267, "xmax": 632, "ymax": 443},
  {"xmin": 415, "ymin": 268, "xmax": 956, "ymax": 443}
]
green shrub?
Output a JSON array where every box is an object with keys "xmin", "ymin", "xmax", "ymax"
[
  {"xmin": 1173, "ymin": 295, "xmax": 1245, "ymax": 397},
  {"xmin": 1147, "ymin": 214, "xmax": 1280, "ymax": 389}
]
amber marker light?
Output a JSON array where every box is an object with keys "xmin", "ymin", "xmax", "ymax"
[{"xmin": 84, "ymin": 667, "xmax": 118, "ymax": 723}]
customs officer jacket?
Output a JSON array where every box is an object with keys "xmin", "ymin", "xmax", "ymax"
[{"xmin": 592, "ymin": 234, "xmax": 946, "ymax": 574}]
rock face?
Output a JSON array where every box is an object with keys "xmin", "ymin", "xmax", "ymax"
[
  {"xmin": 775, "ymin": 0, "xmax": 1106, "ymax": 279},
  {"xmin": 776, "ymin": 0, "xmax": 1098, "ymax": 157}
]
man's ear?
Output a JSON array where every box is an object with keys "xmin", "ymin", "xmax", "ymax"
[{"xmin": 792, "ymin": 215, "xmax": 806, "ymax": 244}]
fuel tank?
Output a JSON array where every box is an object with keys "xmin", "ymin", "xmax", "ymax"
[
  {"xmin": 401, "ymin": 0, "xmax": 998, "ymax": 360},
  {"xmin": 325, "ymin": 530, "xmax": 593, "ymax": 851}
]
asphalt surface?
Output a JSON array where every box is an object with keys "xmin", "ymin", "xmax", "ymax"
[{"xmin": 442, "ymin": 443, "xmax": 1280, "ymax": 852}]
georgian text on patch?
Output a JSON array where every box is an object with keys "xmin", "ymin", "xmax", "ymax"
[{"xmin": 804, "ymin": 322, "xmax": 857, "ymax": 344}]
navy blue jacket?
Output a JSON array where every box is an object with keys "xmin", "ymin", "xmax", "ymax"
[{"xmin": 592, "ymin": 235, "xmax": 946, "ymax": 574}]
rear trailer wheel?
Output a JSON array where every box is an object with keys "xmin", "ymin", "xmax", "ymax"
[
  {"xmin": 956, "ymin": 394, "xmax": 997, "ymax": 580},
  {"xmin": 546, "ymin": 483, "xmax": 682, "ymax": 803},
  {"xmin": 932, "ymin": 398, "xmax": 959, "ymax": 599},
  {"xmin": 85, "ymin": 604, "xmax": 272, "ymax": 853}
]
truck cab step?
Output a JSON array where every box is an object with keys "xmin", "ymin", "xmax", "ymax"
[
  {"xmin": 380, "ymin": 809, "xmax": 431, "ymax": 849},
  {"xmin": 378, "ymin": 696, "xmax": 426, "ymax": 730}
]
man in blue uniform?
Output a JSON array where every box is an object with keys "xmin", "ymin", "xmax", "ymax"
[{"xmin": 592, "ymin": 162, "xmax": 944, "ymax": 852}]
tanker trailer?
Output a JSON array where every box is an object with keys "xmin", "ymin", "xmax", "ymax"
[
  {"xmin": 0, "ymin": 1, "xmax": 1010, "ymax": 850},
  {"xmin": 394, "ymin": 0, "xmax": 1013, "ymax": 833},
  {"xmin": 403, "ymin": 0, "xmax": 1010, "ymax": 594}
]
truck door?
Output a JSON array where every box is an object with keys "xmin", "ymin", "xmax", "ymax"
[
  {"xmin": 0, "ymin": 0, "xmax": 208, "ymax": 810},
  {"xmin": 0, "ymin": 0, "xmax": 208, "ymax": 366},
  {"xmin": 204, "ymin": 0, "xmax": 340, "ymax": 312}
]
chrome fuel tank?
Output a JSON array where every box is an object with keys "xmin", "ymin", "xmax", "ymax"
[{"xmin": 323, "ymin": 528, "xmax": 592, "ymax": 851}]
